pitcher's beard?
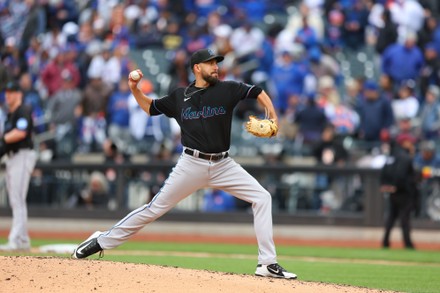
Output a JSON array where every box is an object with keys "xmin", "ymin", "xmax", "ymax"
[{"xmin": 202, "ymin": 72, "xmax": 219, "ymax": 86}]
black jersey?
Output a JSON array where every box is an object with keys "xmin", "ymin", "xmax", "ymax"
[
  {"xmin": 150, "ymin": 80, "xmax": 262, "ymax": 153},
  {"xmin": 3, "ymin": 104, "xmax": 34, "ymax": 153}
]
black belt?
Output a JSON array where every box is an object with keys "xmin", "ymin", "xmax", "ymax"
[{"xmin": 184, "ymin": 148, "xmax": 228, "ymax": 161}]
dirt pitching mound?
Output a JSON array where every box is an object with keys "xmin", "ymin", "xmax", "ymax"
[{"xmin": 1, "ymin": 256, "xmax": 393, "ymax": 293}]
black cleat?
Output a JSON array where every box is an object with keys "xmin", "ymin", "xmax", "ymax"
[{"xmin": 72, "ymin": 231, "xmax": 103, "ymax": 259}]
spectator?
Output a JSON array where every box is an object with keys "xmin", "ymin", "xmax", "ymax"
[
  {"xmin": 419, "ymin": 43, "xmax": 440, "ymax": 98},
  {"xmin": 87, "ymin": 41, "xmax": 121, "ymax": 89},
  {"xmin": 432, "ymin": 15, "xmax": 440, "ymax": 56},
  {"xmin": 41, "ymin": 47, "xmax": 81, "ymax": 97},
  {"xmin": 312, "ymin": 123, "xmax": 349, "ymax": 210},
  {"xmin": 316, "ymin": 75, "xmax": 340, "ymax": 111},
  {"xmin": 167, "ymin": 49, "xmax": 190, "ymax": 91},
  {"xmin": 24, "ymin": 35, "xmax": 50, "ymax": 86},
  {"xmin": 108, "ymin": 4, "xmax": 131, "ymax": 46},
  {"xmin": 295, "ymin": 94, "xmax": 328, "ymax": 146},
  {"xmin": 78, "ymin": 70, "xmax": 112, "ymax": 153},
  {"xmin": 132, "ymin": 16, "xmax": 163, "ymax": 49},
  {"xmin": 381, "ymin": 32, "xmax": 424, "ymax": 87},
  {"xmin": 374, "ymin": 8, "xmax": 398, "ymax": 55},
  {"xmin": 356, "ymin": 80, "xmax": 394, "ymax": 143},
  {"xmin": 18, "ymin": 0, "xmax": 47, "ymax": 61},
  {"xmin": 188, "ymin": 0, "xmax": 221, "ymax": 18},
  {"xmin": 45, "ymin": 0, "xmax": 79, "ymax": 28},
  {"xmin": 313, "ymin": 123, "xmax": 349, "ymax": 167},
  {"xmin": 413, "ymin": 140, "xmax": 440, "ymax": 172},
  {"xmin": 294, "ymin": 15, "xmax": 319, "ymax": 50},
  {"xmin": 277, "ymin": 2, "xmax": 324, "ymax": 54},
  {"xmin": 102, "ymin": 138, "xmax": 128, "ymax": 209},
  {"xmin": 19, "ymin": 73, "xmax": 45, "ymax": 134},
  {"xmin": 161, "ymin": 18, "xmax": 184, "ymax": 51},
  {"xmin": 417, "ymin": 15, "xmax": 438, "ymax": 50},
  {"xmin": 393, "ymin": 117, "xmax": 419, "ymax": 148},
  {"xmin": 378, "ymin": 74, "xmax": 395, "ymax": 101},
  {"xmin": 46, "ymin": 69, "xmax": 82, "ymax": 159},
  {"xmin": 211, "ymin": 24, "xmax": 234, "ymax": 58},
  {"xmin": 342, "ymin": 78, "xmax": 361, "ymax": 109},
  {"xmin": 203, "ymin": 189, "xmax": 236, "ymax": 212},
  {"xmin": 391, "ymin": 80, "xmax": 419, "ymax": 121},
  {"xmin": 229, "ymin": 20, "xmax": 264, "ymax": 64},
  {"xmin": 270, "ymin": 47, "xmax": 307, "ymax": 114},
  {"xmin": 126, "ymin": 0, "xmax": 159, "ymax": 28},
  {"xmin": 323, "ymin": 6, "xmax": 345, "ymax": 53},
  {"xmin": 342, "ymin": 0, "xmax": 369, "ymax": 50},
  {"xmin": 74, "ymin": 22, "xmax": 101, "ymax": 87},
  {"xmin": 278, "ymin": 91, "xmax": 304, "ymax": 141},
  {"xmin": 0, "ymin": 59, "xmax": 9, "ymax": 92},
  {"xmin": 325, "ymin": 98, "xmax": 360, "ymax": 138},
  {"xmin": 107, "ymin": 79, "xmax": 132, "ymax": 154},
  {"xmin": 78, "ymin": 171, "xmax": 110, "ymax": 210},
  {"xmin": 413, "ymin": 140, "xmax": 440, "ymax": 218},
  {"xmin": 417, "ymin": 85, "xmax": 440, "ymax": 140},
  {"xmin": 128, "ymin": 79, "xmax": 174, "ymax": 154},
  {"xmin": 185, "ymin": 25, "xmax": 213, "ymax": 56},
  {"xmin": 40, "ymin": 21, "xmax": 67, "ymax": 53},
  {"xmin": 0, "ymin": 1, "xmax": 30, "ymax": 43},
  {"xmin": 232, "ymin": 0, "xmax": 267, "ymax": 23},
  {"xmin": 389, "ymin": 0, "xmax": 425, "ymax": 43},
  {"xmin": 308, "ymin": 47, "xmax": 341, "ymax": 88},
  {"xmin": 1, "ymin": 37, "xmax": 22, "ymax": 80}
]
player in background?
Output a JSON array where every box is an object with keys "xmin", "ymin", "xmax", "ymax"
[{"xmin": 0, "ymin": 81, "xmax": 37, "ymax": 251}]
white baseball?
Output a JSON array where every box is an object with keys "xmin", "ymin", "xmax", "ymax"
[{"xmin": 130, "ymin": 70, "xmax": 141, "ymax": 81}]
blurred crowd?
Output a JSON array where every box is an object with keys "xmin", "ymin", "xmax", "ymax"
[{"xmin": 1, "ymin": 0, "xmax": 440, "ymax": 172}]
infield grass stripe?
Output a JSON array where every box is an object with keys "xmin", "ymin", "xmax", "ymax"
[
  {"xmin": 103, "ymin": 249, "xmax": 440, "ymax": 267},
  {"xmin": 102, "ymin": 254, "xmax": 440, "ymax": 293},
  {"xmin": 6, "ymin": 237, "xmax": 440, "ymax": 264}
]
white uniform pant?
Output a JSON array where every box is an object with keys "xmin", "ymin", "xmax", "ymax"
[
  {"xmin": 98, "ymin": 153, "xmax": 277, "ymax": 265},
  {"xmin": 5, "ymin": 149, "xmax": 37, "ymax": 247}
]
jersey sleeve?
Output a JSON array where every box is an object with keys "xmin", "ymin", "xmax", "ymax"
[
  {"xmin": 228, "ymin": 81, "xmax": 263, "ymax": 101},
  {"xmin": 149, "ymin": 91, "xmax": 178, "ymax": 117}
]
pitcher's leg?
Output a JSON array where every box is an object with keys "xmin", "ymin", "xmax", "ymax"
[
  {"xmin": 5, "ymin": 151, "xmax": 36, "ymax": 248},
  {"xmin": 210, "ymin": 159, "xmax": 276, "ymax": 264},
  {"xmin": 98, "ymin": 155, "xmax": 207, "ymax": 249}
]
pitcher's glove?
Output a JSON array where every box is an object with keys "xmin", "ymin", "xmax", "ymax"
[{"xmin": 245, "ymin": 116, "xmax": 278, "ymax": 138}]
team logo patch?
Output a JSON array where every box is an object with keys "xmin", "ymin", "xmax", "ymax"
[
  {"xmin": 16, "ymin": 118, "xmax": 28, "ymax": 130},
  {"xmin": 181, "ymin": 106, "xmax": 226, "ymax": 120}
]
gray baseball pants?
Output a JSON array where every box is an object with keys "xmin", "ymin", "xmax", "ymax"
[
  {"xmin": 5, "ymin": 149, "xmax": 37, "ymax": 248},
  {"xmin": 98, "ymin": 152, "xmax": 277, "ymax": 265}
]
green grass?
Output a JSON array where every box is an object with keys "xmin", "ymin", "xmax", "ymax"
[{"xmin": 2, "ymin": 237, "xmax": 440, "ymax": 293}]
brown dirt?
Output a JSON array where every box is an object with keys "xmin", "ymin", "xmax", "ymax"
[{"xmin": 0, "ymin": 256, "xmax": 396, "ymax": 293}]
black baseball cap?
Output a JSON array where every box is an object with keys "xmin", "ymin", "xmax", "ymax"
[
  {"xmin": 5, "ymin": 81, "xmax": 21, "ymax": 92},
  {"xmin": 190, "ymin": 49, "xmax": 224, "ymax": 69}
]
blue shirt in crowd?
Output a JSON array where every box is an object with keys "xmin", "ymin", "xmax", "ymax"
[{"xmin": 381, "ymin": 43, "xmax": 424, "ymax": 84}]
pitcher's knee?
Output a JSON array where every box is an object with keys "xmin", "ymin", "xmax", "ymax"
[{"xmin": 252, "ymin": 190, "xmax": 272, "ymax": 207}]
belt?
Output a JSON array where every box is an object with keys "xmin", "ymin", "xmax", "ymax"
[{"xmin": 184, "ymin": 148, "xmax": 228, "ymax": 161}]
